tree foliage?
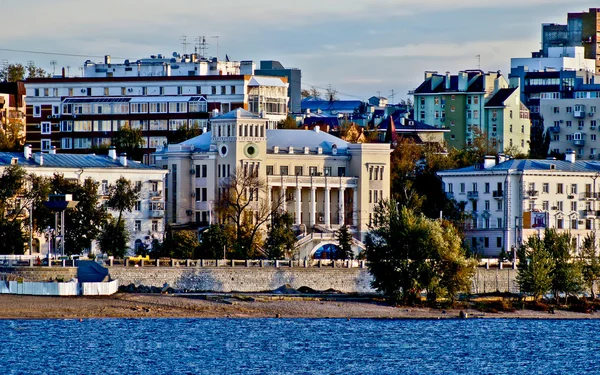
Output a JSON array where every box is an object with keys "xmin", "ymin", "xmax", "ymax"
[
  {"xmin": 365, "ymin": 200, "xmax": 476, "ymax": 305},
  {"xmin": 214, "ymin": 168, "xmax": 283, "ymax": 259},
  {"xmin": 263, "ymin": 211, "xmax": 296, "ymax": 259},
  {"xmin": 335, "ymin": 225, "xmax": 354, "ymax": 260},
  {"xmin": 0, "ymin": 118, "xmax": 25, "ymax": 151},
  {"xmin": 543, "ymin": 229, "xmax": 583, "ymax": 303},
  {"xmin": 111, "ymin": 124, "xmax": 144, "ymax": 161},
  {"xmin": 167, "ymin": 123, "xmax": 204, "ymax": 144},
  {"xmin": 158, "ymin": 229, "xmax": 200, "ymax": 259},
  {"xmin": 197, "ymin": 224, "xmax": 229, "ymax": 259},
  {"xmin": 580, "ymin": 233, "xmax": 600, "ymax": 299},
  {"xmin": 106, "ymin": 177, "xmax": 140, "ymax": 228},
  {"xmin": 277, "ymin": 116, "xmax": 298, "ymax": 130},
  {"xmin": 97, "ymin": 217, "xmax": 129, "ymax": 258},
  {"xmin": 0, "ymin": 62, "xmax": 49, "ymax": 82},
  {"xmin": 516, "ymin": 235, "xmax": 554, "ymax": 300}
]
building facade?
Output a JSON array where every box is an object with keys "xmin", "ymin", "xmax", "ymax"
[
  {"xmin": 155, "ymin": 109, "xmax": 392, "ymax": 256},
  {"xmin": 411, "ymin": 70, "xmax": 529, "ymax": 154},
  {"xmin": 1, "ymin": 146, "xmax": 167, "ymax": 256},
  {"xmin": 24, "ymin": 75, "xmax": 289, "ymax": 162},
  {"xmin": 438, "ymin": 153, "xmax": 600, "ymax": 257}
]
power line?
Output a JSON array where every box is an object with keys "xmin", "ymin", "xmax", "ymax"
[{"xmin": 0, "ymin": 47, "xmax": 127, "ymax": 60}]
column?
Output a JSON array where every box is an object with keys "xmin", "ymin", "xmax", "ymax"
[
  {"xmin": 338, "ymin": 187, "xmax": 345, "ymax": 226},
  {"xmin": 353, "ymin": 188, "xmax": 358, "ymax": 227},
  {"xmin": 295, "ymin": 186, "xmax": 302, "ymax": 225},
  {"xmin": 267, "ymin": 186, "xmax": 272, "ymax": 214},
  {"xmin": 280, "ymin": 185, "xmax": 287, "ymax": 212},
  {"xmin": 324, "ymin": 187, "xmax": 331, "ymax": 228},
  {"xmin": 310, "ymin": 187, "xmax": 316, "ymax": 227}
]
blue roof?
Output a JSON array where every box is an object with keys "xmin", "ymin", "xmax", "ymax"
[
  {"xmin": 215, "ymin": 108, "xmax": 263, "ymax": 120},
  {"xmin": 0, "ymin": 152, "xmax": 159, "ymax": 169},
  {"xmin": 180, "ymin": 131, "xmax": 212, "ymax": 151},
  {"xmin": 266, "ymin": 129, "xmax": 349, "ymax": 153},
  {"xmin": 303, "ymin": 116, "xmax": 340, "ymax": 127},
  {"xmin": 441, "ymin": 159, "xmax": 600, "ymax": 174},
  {"xmin": 301, "ymin": 99, "xmax": 363, "ymax": 112}
]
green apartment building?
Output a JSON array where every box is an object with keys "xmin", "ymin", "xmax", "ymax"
[{"xmin": 411, "ymin": 70, "xmax": 530, "ymax": 154}]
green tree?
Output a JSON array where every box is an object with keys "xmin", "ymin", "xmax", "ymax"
[
  {"xmin": 543, "ymin": 229, "xmax": 583, "ymax": 303},
  {"xmin": 517, "ymin": 235, "xmax": 554, "ymax": 300},
  {"xmin": 365, "ymin": 200, "xmax": 475, "ymax": 305},
  {"xmin": 111, "ymin": 124, "xmax": 144, "ymax": 161},
  {"xmin": 167, "ymin": 123, "xmax": 204, "ymax": 144},
  {"xmin": 34, "ymin": 175, "xmax": 107, "ymax": 255},
  {"xmin": 197, "ymin": 224, "xmax": 228, "ymax": 259},
  {"xmin": 0, "ymin": 63, "xmax": 25, "ymax": 82},
  {"xmin": 97, "ymin": 217, "xmax": 129, "ymax": 258},
  {"xmin": 335, "ymin": 225, "xmax": 354, "ymax": 259},
  {"xmin": 0, "ymin": 118, "xmax": 25, "ymax": 151},
  {"xmin": 277, "ymin": 116, "xmax": 298, "ymax": 130},
  {"xmin": 0, "ymin": 219, "xmax": 26, "ymax": 254},
  {"xmin": 26, "ymin": 61, "xmax": 50, "ymax": 78},
  {"xmin": 161, "ymin": 229, "xmax": 200, "ymax": 259},
  {"xmin": 106, "ymin": 177, "xmax": 140, "ymax": 230},
  {"xmin": 529, "ymin": 117, "xmax": 550, "ymax": 159},
  {"xmin": 263, "ymin": 211, "xmax": 296, "ymax": 259},
  {"xmin": 580, "ymin": 233, "xmax": 600, "ymax": 299}
]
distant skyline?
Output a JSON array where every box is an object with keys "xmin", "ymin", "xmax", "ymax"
[{"xmin": 1, "ymin": 1, "xmax": 598, "ymax": 101}]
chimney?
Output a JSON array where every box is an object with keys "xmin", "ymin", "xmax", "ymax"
[
  {"xmin": 483, "ymin": 155, "xmax": 496, "ymax": 169},
  {"xmin": 458, "ymin": 71, "xmax": 469, "ymax": 92},
  {"xmin": 49, "ymin": 146, "xmax": 57, "ymax": 155},
  {"xmin": 108, "ymin": 146, "xmax": 117, "ymax": 160},
  {"xmin": 314, "ymin": 125, "xmax": 320, "ymax": 133},
  {"xmin": 24, "ymin": 144, "xmax": 32, "ymax": 159},
  {"xmin": 119, "ymin": 153, "xmax": 128, "ymax": 167},
  {"xmin": 498, "ymin": 154, "xmax": 506, "ymax": 164},
  {"xmin": 62, "ymin": 67, "xmax": 65, "ymax": 78},
  {"xmin": 104, "ymin": 55, "xmax": 111, "ymax": 64},
  {"xmin": 565, "ymin": 150, "xmax": 576, "ymax": 163},
  {"xmin": 445, "ymin": 71, "xmax": 451, "ymax": 90}
]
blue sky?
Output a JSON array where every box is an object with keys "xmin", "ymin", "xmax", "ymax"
[{"xmin": 1, "ymin": 0, "xmax": 598, "ymax": 101}]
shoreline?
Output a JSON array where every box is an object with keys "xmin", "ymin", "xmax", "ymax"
[{"xmin": 0, "ymin": 293, "xmax": 599, "ymax": 320}]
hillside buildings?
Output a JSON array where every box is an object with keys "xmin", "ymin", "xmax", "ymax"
[
  {"xmin": 438, "ymin": 152, "xmax": 600, "ymax": 257},
  {"xmin": 1, "ymin": 145, "xmax": 167, "ymax": 255},
  {"xmin": 155, "ymin": 109, "xmax": 392, "ymax": 252},
  {"xmin": 411, "ymin": 70, "xmax": 530, "ymax": 154},
  {"xmin": 24, "ymin": 74, "xmax": 289, "ymax": 163},
  {"xmin": 0, "ymin": 81, "xmax": 27, "ymax": 140}
]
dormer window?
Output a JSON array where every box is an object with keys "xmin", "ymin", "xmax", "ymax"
[
  {"xmin": 304, "ymin": 147, "xmax": 309, "ymax": 154},
  {"xmin": 332, "ymin": 144, "xmax": 338, "ymax": 155},
  {"xmin": 289, "ymin": 147, "xmax": 294, "ymax": 154}
]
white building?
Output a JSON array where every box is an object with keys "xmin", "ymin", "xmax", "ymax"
[
  {"xmin": 155, "ymin": 109, "xmax": 392, "ymax": 258},
  {"xmin": 438, "ymin": 152, "xmax": 600, "ymax": 257},
  {"xmin": 2, "ymin": 145, "xmax": 167, "ymax": 256},
  {"xmin": 511, "ymin": 46, "xmax": 596, "ymax": 74}
]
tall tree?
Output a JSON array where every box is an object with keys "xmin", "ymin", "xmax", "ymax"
[
  {"xmin": 0, "ymin": 118, "xmax": 25, "ymax": 151},
  {"xmin": 543, "ymin": 229, "xmax": 583, "ymax": 303},
  {"xmin": 325, "ymin": 86, "xmax": 338, "ymax": 102},
  {"xmin": 197, "ymin": 224, "xmax": 229, "ymax": 259},
  {"xmin": 167, "ymin": 123, "xmax": 204, "ymax": 144},
  {"xmin": 365, "ymin": 200, "xmax": 475, "ymax": 305},
  {"xmin": 277, "ymin": 116, "xmax": 298, "ymax": 130},
  {"xmin": 111, "ymin": 124, "xmax": 144, "ymax": 161},
  {"xmin": 34, "ymin": 175, "xmax": 107, "ymax": 255},
  {"xmin": 214, "ymin": 167, "xmax": 284, "ymax": 258},
  {"xmin": 580, "ymin": 233, "xmax": 600, "ymax": 299},
  {"xmin": 517, "ymin": 235, "xmax": 554, "ymax": 300},
  {"xmin": 335, "ymin": 225, "xmax": 354, "ymax": 260},
  {"xmin": 263, "ymin": 211, "xmax": 296, "ymax": 259},
  {"xmin": 97, "ymin": 218, "xmax": 129, "ymax": 258},
  {"xmin": 106, "ymin": 177, "xmax": 141, "ymax": 230},
  {"xmin": 0, "ymin": 63, "xmax": 25, "ymax": 82},
  {"xmin": 159, "ymin": 229, "xmax": 199, "ymax": 259},
  {"xmin": 26, "ymin": 61, "xmax": 50, "ymax": 78}
]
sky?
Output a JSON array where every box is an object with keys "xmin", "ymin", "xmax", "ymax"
[{"xmin": 1, "ymin": 0, "xmax": 598, "ymax": 101}]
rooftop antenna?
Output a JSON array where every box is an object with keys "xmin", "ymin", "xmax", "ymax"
[
  {"xmin": 377, "ymin": 90, "xmax": 381, "ymax": 98},
  {"xmin": 196, "ymin": 36, "xmax": 209, "ymax": 59},
  {"xmin": 50, "ymin": 60, "xmax": 57, "ymax": 75},
  {"xmin": 180, "ymin": 35, "xmax": 190, "ymax": 55},
  {"xmin": 66, "ymin": 65, "xmax": 70, "ymax": 77},
  {"xmin": 78, "ymin": 66, "xmax": 83, "ymax": 77},
  {"xmin": 211, "ymin": 35, "xmax": 220, "ymax": 60},
  {"xmin": 390, "ymin": 89, "xmax": 396, "ymax": 103},
  {"xmin": 475, "ymin": 54, "xmax": 481, "ymax": 70}
]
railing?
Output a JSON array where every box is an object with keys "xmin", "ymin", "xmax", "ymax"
[
  {"xmin": 267, "ymin": 175, "xmax": 359, "ymax": 188},
  {"xmin": 492, "ymin": 190, "xmax": 503, "ymax": 198},
  {"xmin": 580, "ymin": 192, "xmax": 600, "ymax": 199},
  {"xmin": 0, "ymin": 258, "xmax": 78, "ymax": 268},
  {"xmin": 467, "ymin": 191, "xmax": 479, "ymax": 200},
  {"xmin": 106, "ymin": 258, "xmax": 368, "ymax": 269},
  {"xmin": 524, "ymin": 190, "xmax": 539, "ymax": 199},
  {"xmin": 548, "ymin": 126, "xmax": 560, "ymax": 133},
  {"xmin": 574, "ymin": 139, "xmax": 585, "ymax": 146},
  {"xmin": 150, "ymin": 210, "xmax": 165, "ymax": 218}
]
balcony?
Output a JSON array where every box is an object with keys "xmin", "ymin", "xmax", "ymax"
[
  {"xmin": 467, "ymin": 191, "xmax": 479, "ymax": 200},
  {"xmin": 548, "ymin": 126, "xmax": 560, "ymax": 133},
  {"xmin": 492, "ymin": 190, "xmax": 503, "ymax": 199},
  {"xmin": 150, "ymin": 210, "xmax": 165, "ymax": 218},
  {"xmin": 580, "ymin": 192, "xmax": 600, "ymax": 200},
  {"xmin": 524, "ymin": 190, "xmax": 539, "ymax": 199},
  {"xmin": 148, "ymin": 190, "xmax": 162, "ymax": 200},
  {"xmin": 445, "ymin": 192, "xmax": 455, "ymax": 200},
  {"xmin": 584, "ymin": 210, "xmax": 600, "ymax": 218},
  {"xmin": 574, "ymin": 139, "xmax": 585, "ymax": 146},
  {"xmin": 574, "ymin": 110, "xmax": 586, "ymax": 118}
]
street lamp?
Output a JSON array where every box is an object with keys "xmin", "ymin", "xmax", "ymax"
[{"xmin": 43, "ymin": 194, "xmax": 78, "ymax": 258}]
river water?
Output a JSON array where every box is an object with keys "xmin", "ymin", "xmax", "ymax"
[{"xmin": 1, "ymin": 318, "xmax": 598, "ymax": 374}]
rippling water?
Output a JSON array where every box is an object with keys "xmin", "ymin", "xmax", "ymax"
[{"xmin": 1, "ymin": 318, "xmax": 599, "ymax": 374}]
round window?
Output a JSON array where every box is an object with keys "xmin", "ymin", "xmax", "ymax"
[
  {"xmin": 244, "ymin": 143, "xmax": 259, "ymax": 158},
  {"xmin": 219, "ymin": 145, "xmax": 228, "ymax": 157}
]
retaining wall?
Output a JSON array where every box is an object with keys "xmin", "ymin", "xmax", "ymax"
[{"xmin": 0, "ymin": 267, "xmax": 78, "ymax": 282}]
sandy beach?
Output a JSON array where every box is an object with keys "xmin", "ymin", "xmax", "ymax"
[{"xmin": 0, "ymin": 293, "xmax": 598, "ymax": 319}]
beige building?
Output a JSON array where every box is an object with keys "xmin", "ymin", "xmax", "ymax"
[
  {"xmin": 542, "ymin": 97, "xmax": 600, "ymax": 159},
  {"xmin": 155, "ymin": 109, "xmax": 392, "ymax": 257}
]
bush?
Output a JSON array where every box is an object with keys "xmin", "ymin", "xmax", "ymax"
[{"xmin": 474, "ymin": 300, "xmax": 516, "ymax": 313}]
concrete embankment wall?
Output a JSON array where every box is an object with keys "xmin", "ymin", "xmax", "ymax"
[
  {"xmin": 1, "ymin": 266, "xmax": 521, "ymax": 294},
  {"xmin": 108, "ymin": 267, "xmax": 520, "ymax": 294}
]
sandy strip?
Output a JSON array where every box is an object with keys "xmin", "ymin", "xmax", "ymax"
[{"xmin": 0, "ymin": 294, "xmax": 599, "ymax": 320}]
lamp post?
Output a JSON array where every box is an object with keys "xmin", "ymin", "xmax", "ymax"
[{"xmin": 43, "ymin": 194, "xmax": 78, "ymax": 258}]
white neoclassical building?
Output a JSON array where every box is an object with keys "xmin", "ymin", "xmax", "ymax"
[
  {"xmin": 155, "ymin": 109, "xmax": 392, "ymax": 253},
  {"xmin": 438, "ymin": 152, "xmax": 600, "ymax": 257},
  {"xmin": 0, "ymin": 146, "xmax": 167, "ymax": 256}
]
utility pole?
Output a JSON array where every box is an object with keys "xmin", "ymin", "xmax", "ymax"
[
  {"xmin": 50, "ymin": 60, "xmax": 57, "ymax": 75},
  {"xmin": 390, "ymin": 89, "xmax": 396, "ymax": 104},
  {"xmin": 475, "ymin": 54, "xmax": 481, "ymax": 70}
]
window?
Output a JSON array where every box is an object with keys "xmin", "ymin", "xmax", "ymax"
[
  {"xmin": 572, "ymin": 219, "xmax": 578, "ymax": 230},
  {"xmin": 471, "ymin": 183, "xmax": 478, "ymax": 192},
  {"xmin": 484, "ymin": 183, "xmax": 490, "ymax": 193},
  {"xmin": 309, "ymin": 166, "xmax": 318, "ymax": 176},
  {"xmin": 152, "ymin": 221, "xmax": 158, "ymax": 232},
  {"xmin": 485, "ymin": 200, "xmax": 490, "ymax": 210},
  {"xmin": 294, "ymin": 166, "xmax": 303, "ymax": 176},
  {"xmin": 571, "ymin": 184, "xmax": 577, "ymax": 194},
  {"xmin": 280, "ymin": 166, "xmax": 288, "ymax": 175},
  {"xmin": 61, "ymin": 138, "xmax": 72, "ymax": 149},
  {"xmin": 571, "ymin": 201, "xmax": 577, "ymax": 211},
  {"xmin": 221, "ymin": 86, "xmax": 226, "ymax": 95},
  {"xmin": 553, "ymin": 107, "xmax": 560, "ymax": 113},
  {"xmin": 211, "ymin": 86, "xmax": 217, "ymax": 95},
  {"xmin": 557, "ymin": 201, "xmax": 563, "ymax": 211},
  {"xmin": 159, "ymin": 87, "xmax": 165, "ymax": 95},
  {"xmin": 177, "ymin": 86, "xmax": 183, "ymax": 95},
  {"xmin": 41, "ymin": 122, "xmax": 51, "ymax": 134},
  {"xmin": 324, "ymin": 167, "xmax": 332, "ymax": 176},
  {"xmin": 557, "ymin": 183, "xmax": 563, "ymax": 194},
  {"xmin": 150, "ymin": 103, "xmax": 167, "ymax": 113},
  {"xmin": 74, "ymin": 138, "xmax": 92, "ymax": 149},
  {"xmin": 231, "ymin": 85, "xmax": 236, "ymax": 94},
  {"xmin": 592, "ymin": 134, "xmax": 597, "ymax": 141},
  {"xmin": 34, "ymin": 105, "xmax": 41, "ymax": 117},
  {"xmin": 460, "ymin": 183, "xmax": 465, "ymax": 193},
  {"xmin": 497, "ymin": 200, "xmax": 502, "ymax": 210},
  {"xmin": 448, "ymin": 183, "xmax": 453, "ymax": 193},
  {"xmin": 566, "ymin": 121, "xmax": 572, "ymax": 127},
  {"xmin": 496, "ymin": 237, "xmax": 502, "ymax": 248},
  {"xmin": 34, "ymin": 88, "xmax": 39, "ymax": 97},
  {"xmin": 43, "ymin": 88, "xmax": 49, "ymax": 97},
  {"xmin": 104, "ymin": 87, "xmax": 109, "ymax": 96},
  {"xmin": 266, "ymin": 165, "xmax": 274, "ymax": 175},
  {"xmin": 484, "ymin": 237, "xmax": 489, "ymax": 248},
  {"xmin": 557, "ymin": 218, "xmax": 563, "ymax": 229},
  {"xmin": 135, "ymin": 201, "xmax": 141, "ymax": 211},
  {"xmin": 134, "ymin": 220, "xmax": 141, "ymax": 232},
  {"xmin": 41, "ymin": 139, "xmax": 51, "ymax": 151},
  {"xmin": 338, "ymin": 167, "xmax": 346, "ymax": 177}
]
